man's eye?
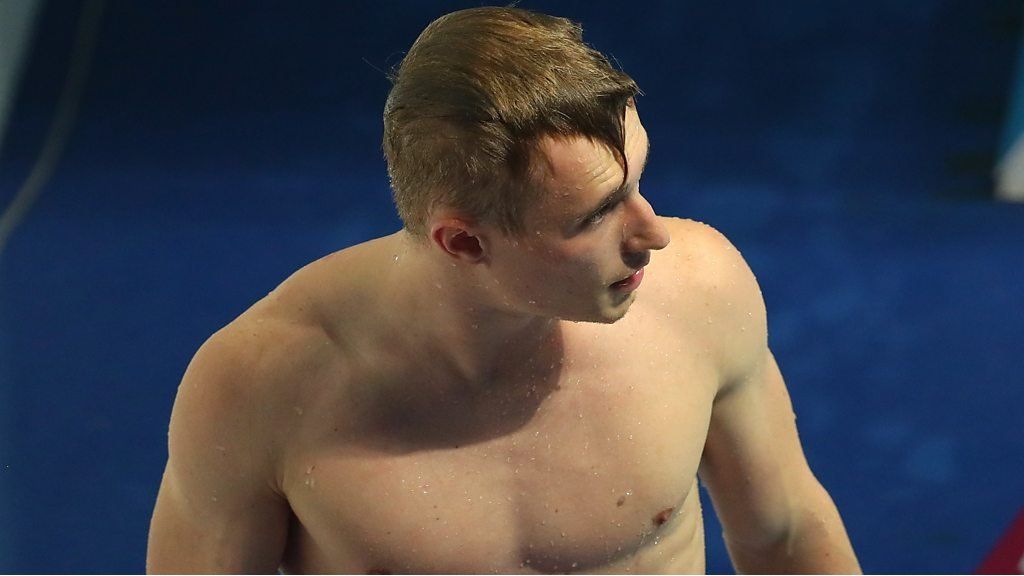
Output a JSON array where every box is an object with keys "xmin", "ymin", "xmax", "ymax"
[{"xmin": 585, "ymin": 205, "xmax": 612, "ymax": 226}]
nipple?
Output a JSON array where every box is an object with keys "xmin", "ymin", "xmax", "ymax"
[{"xmin": 652, "ymin": 506, "xmax": 675, "ymax": 527}]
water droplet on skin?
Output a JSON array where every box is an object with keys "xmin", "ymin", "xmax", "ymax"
[
  {"xmin": 211, "ymin": 496, "xmax": 219, "ymax": 502},
  {"xmin": 214, "ymin": 445, "xmax": 226, "ymax": 453},
  {"xmin": 293, "ymin": 407, "xmax": 304, "ymax": 416},
  {"xmin": 393, "ymin": 254, "xmax": 399, "ymax": 262}
]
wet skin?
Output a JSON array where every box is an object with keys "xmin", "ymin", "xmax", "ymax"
[
  {"xmin": 199, "ymin": 214, "xmax": 743, "ymax": 574},
  {"xmin": 275, "ymin": 224, "xmax": 719, "ymax": 573}
]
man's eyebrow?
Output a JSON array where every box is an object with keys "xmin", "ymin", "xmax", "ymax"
[{"xmin": 580, "ymin": 138, "xmax": 651, "ymax": 220}]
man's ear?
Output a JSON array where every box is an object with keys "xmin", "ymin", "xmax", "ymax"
[{"xmin": 430, "ymin": 217, "xmax": 490, "ymax": 263}]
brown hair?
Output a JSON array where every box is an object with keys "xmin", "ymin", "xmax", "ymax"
[{"xmin": 382, "ymin": 6, "xmax": 640, "ymax": 240}]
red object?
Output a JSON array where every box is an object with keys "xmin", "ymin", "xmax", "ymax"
[{"xmin": 978, "ymin": 508, "xmax": 1024, "ymax": 574}]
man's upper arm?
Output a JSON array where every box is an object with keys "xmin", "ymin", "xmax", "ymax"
[
  {"xmin": 699, "ymin": 346, "xmax": 821, "ymax": 547},
  {"xmin": 686, "ymin": 223, "xmax": 822, "ymax": 547},
  {"xmin": 147, "ymin": 332, "xmax": 290, "ymax": 573}
]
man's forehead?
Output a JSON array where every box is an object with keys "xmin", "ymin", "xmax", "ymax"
[
  {"xmin": 534, "ymin": 106, "xmax": 642, "ymax": 188},
  {"xmin": 536, "ymin": 135, "xmax": 622, "ymax": 194},
  {"xmin": 517, "ymin": 135, "xmax": 622, "ymax": 232},
  {"xmin": 520, "ymin": 106, "xmax": 645, "ymax": 227}
]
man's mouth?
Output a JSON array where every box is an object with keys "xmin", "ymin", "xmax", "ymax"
[{"xmin": 610, "ymin": 267, "xmax": 644, "ymax": 292}]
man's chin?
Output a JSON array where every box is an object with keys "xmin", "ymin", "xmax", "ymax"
[
  {"xmin": 603, "ymin": 291, "xmax": 638, "ymax": 322},
  {"xmin": 559, "ymin": 296, "xmax": 635, "ymax": 325}
]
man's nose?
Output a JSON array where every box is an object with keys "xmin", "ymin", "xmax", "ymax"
[{"xmin": 623, "ymin": 193, "xmax": 671, "ymax": 252}]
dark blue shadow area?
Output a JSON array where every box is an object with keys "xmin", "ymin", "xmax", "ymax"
[{"xmin": 1, "ymin": 0, "xmax": 1022, "ymax": 572}]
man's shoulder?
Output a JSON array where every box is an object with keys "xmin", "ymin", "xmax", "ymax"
[
  {"xmin": 655, "ymin": 216, "xmax": 768, "ymax": 384},
  {"xmin": 170, "ymin": 304, "xmax": 349, "ymax": 469},
  {"xmin": 197, "ymin": 294, "xmax": 344, "ymax": 394},
  {"xmin": 187, "ymin": 233, "xmax": 401, "ymax": 401},
  {"xmin": 655, "ymin": 216, "xmax": 757, "ymax": 298},
  {"xmin": 658, "ymin": 215, "xmax": 738, "ymax": 255}
]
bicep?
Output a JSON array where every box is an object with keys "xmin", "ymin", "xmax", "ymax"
[
  {"xmin": 147, "ymin": 337, "xmax": 290, "ymax": 573},
  {"xmin": 148, "ymin": 464, "xmax": 290, "ymax": 573},
  {"xmin": 698, "ymin": 348, "xmax": 819, "ymax": 547}
]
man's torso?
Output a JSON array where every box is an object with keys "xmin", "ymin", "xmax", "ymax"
[{"xmin": 225, "ymin": 218, "xmax": 725, "ymax": 573}]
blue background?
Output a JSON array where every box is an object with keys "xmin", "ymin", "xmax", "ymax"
[{"xmin": 1, "ymin": 1, "xmax": 1023, "ymax": 572}]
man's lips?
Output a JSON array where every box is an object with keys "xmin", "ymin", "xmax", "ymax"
[{"xmin": 610, "ymin": 267, "xmax": 644, "ymax": 292}]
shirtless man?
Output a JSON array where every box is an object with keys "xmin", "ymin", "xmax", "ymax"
[{"xmin": 147, "ymin": 7, "xmax": 860, "ymax": 574}]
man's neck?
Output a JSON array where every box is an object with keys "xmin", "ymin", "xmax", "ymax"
[{"xmin": 385, "ymin": 230, "xmax": 563, "ymax": 392}]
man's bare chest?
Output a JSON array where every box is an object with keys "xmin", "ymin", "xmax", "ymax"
[{"xmin": 280, "ymin": 323, "xmax": 718, "ymax": 572}]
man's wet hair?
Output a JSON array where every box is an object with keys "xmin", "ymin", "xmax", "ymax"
[{"xmin": 383, "ymin": 6, "xmax": 640, "ymax": 240}]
